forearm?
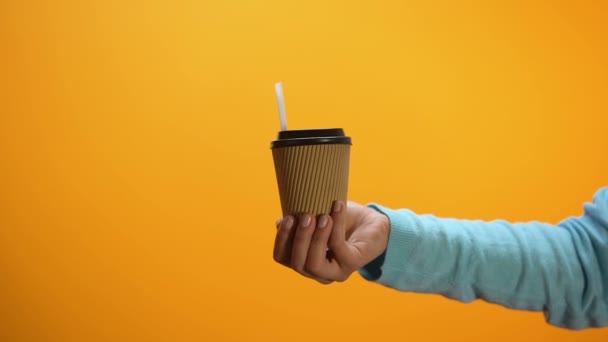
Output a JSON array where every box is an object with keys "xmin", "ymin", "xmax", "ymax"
[{"xmin": 360, "ymin": 190, "xmax": 608, "ymax": 329}]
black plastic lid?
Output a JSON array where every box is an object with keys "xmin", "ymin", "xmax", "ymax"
[{"xmin": 271, "ymin": 128, "xmax": 352, "ymax": 148}]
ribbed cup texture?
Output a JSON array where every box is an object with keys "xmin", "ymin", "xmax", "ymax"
[{"xmin": 272, "ymin": 144, "xmax": 350, "ymax": 216}]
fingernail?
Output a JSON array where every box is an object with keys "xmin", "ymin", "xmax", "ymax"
[
  {"xmin": 283, "ymin": 216, "xmax": 294, "ymax": 230},
  {"xmin": 318, "ymin": 215, "xmax": 328, "ymax": 229},
  {"xmin": 301, "ymin": 215, "xmax": 312, "ymax": 227},
  {"xmin": 333, "ymin": 201, "xmax": 342, "ymax": 213}
]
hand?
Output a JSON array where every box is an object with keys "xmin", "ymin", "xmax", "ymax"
[{"xmin": 273, "ymin": 201, "xmax": 390, "ymax": 284}]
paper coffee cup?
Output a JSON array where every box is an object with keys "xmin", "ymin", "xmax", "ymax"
[{"xmin": 271, "ymin": 128, "xmax": 351, "ymax": 216}]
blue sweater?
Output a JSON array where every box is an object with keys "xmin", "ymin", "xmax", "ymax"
[{"xmin": 360, "ymin": 187, "xmax": 608, "ymax": 330}]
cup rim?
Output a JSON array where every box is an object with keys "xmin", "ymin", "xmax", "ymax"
[{"xmin": 271, "ymin": 128, "xmax": 351, "ymax": 148}]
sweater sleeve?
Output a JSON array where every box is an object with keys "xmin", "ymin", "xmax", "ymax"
[{"xmin": 359, "ymin": 187, "xmax": 608, "ymax": 330}]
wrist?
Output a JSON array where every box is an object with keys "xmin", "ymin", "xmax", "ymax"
[
  {"xmin": 378, "ymin": 211, "xmax": 390, "ymax": 254},
  {"xmin": 358, "ymin": 207, "xmax": 391, "ymax": 281}
]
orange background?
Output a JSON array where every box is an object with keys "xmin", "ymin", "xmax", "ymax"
[{"xmin": 1, "ymin": 1, "xmax": 607, "ymax": 341}]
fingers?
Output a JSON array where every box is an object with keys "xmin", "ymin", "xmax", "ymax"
[
  {"xmin": 273, "ymin": 211, "xmax": 344, "ymax": 284},
  {"xmin": 290, "ymin": 214, "xmax": 315, "ymax": 273},
  {"xmin": 273, "ymin": 216, "xmax": 295, "ymax": 266},
  {"xmin": 289, "ymin": 215, "xmax": 334, "ymax": 284},
  {"xmin": 305, "ymin": 214, "xmax": 340, "ymax": 279}
]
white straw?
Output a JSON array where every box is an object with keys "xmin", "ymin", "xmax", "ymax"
[{"xmin": 275, "ymin": 82, "xmax": 288, "ymax": 131}]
